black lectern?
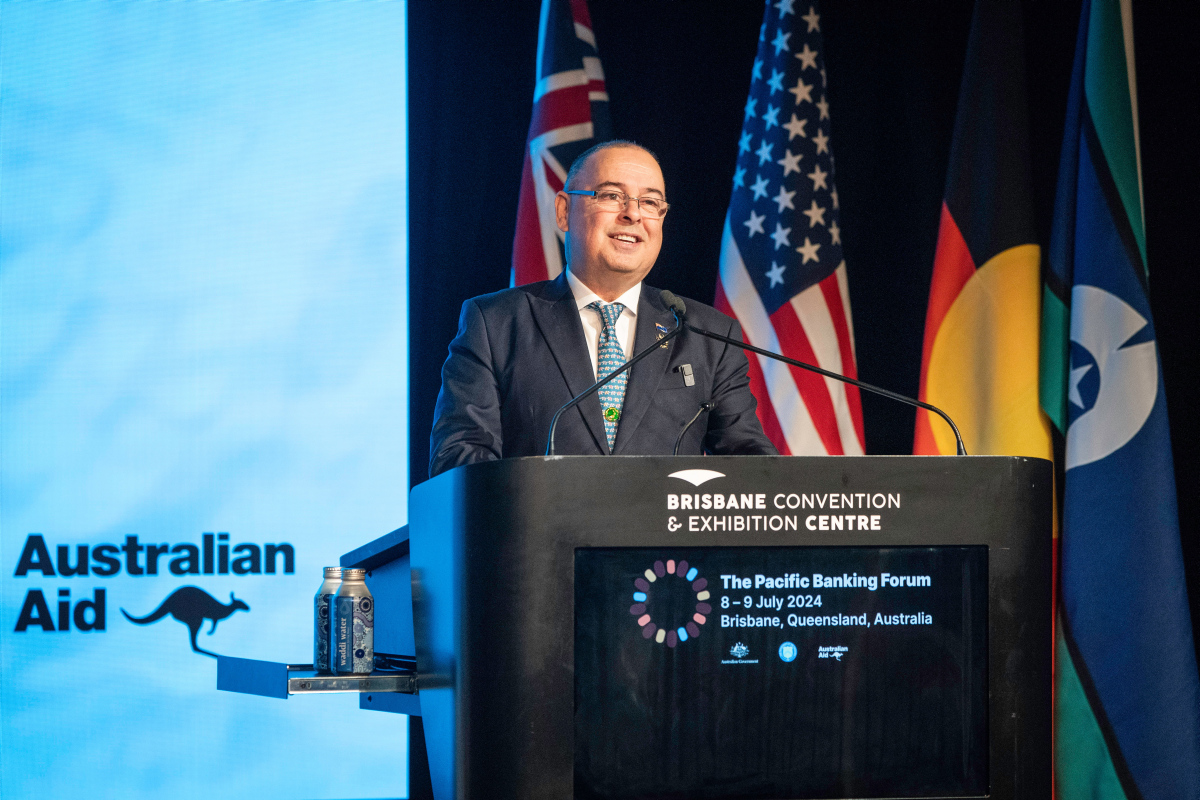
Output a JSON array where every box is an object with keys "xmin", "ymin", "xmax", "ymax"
[{"xmin": 408, "ymin": 455, "xmax": 1052, "ymax": 800}]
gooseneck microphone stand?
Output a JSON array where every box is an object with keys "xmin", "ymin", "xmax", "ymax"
[
  {"xmin": 544, "ymin": 304, "xmax": 686, "ymax": 457},
  {"xmin": 657, "ymin": 290, "xmax": 969, "ymax": 456}
]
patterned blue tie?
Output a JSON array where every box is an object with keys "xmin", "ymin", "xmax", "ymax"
[{"xmin": 587, "ymin": 301, "xmax": 627, "ymax": 451}]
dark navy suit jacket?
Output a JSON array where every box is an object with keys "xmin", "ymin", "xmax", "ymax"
[{"xmin": 429, "ymin": 273, "xmax": 777, "ymax": 478}]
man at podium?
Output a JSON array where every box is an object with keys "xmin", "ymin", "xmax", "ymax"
[{"xmin": 429, "ymin": 140, "xmax": 776, "ymax": 478}]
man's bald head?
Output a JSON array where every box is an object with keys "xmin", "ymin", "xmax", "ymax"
[{"xmin": 565, "ymin": 140, "xmax": 661, "ymax": 191}]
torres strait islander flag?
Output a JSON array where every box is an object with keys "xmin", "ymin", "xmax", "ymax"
[
  {"xmin": 912, "ymin": 0, "xmax": 1052, "ymax": 461},
  {"xmin": 1043, "ymin": 1, "xmax": 1200, "ymax": 797},
  {"xmin": 716, "ymin": 0, "xmax": 864, "ymax": 456},
  {"xmin": 511, "ymin": 0, "xmax": 611, "ymax": 286}
]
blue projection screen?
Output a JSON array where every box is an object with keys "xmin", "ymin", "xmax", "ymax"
[{"xmin": 1, "ymin": 2, "xmax": 409, "ymax": 798}]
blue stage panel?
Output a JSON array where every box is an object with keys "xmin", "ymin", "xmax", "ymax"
[{"xmin": 1, "ymin": 2, "xmax": 409, "ymax": 798}]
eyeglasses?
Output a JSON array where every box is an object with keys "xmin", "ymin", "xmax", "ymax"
[{"xmin": 564, "ymin": 189, "xmax": 670, "ymax": 219}]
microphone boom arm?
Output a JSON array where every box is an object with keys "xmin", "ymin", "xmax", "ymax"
[{"xmin": 683, "ymin": 322, "xmax": 968, "ymax": 456}]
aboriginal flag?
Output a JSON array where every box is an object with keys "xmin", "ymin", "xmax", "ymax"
[{"xmin": 912, "ymin": 0, "xmax": 1053, "ymax": 461}]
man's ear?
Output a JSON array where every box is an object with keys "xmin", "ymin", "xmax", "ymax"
[{"xmin": 554, "ymin": 191, "xmax": 570, "ymax": 233}]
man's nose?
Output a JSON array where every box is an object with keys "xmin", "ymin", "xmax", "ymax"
[{"xmin": 618, "ymin": 197, "xmax": 642, "ymax": 222}]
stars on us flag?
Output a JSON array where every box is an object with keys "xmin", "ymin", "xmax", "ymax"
[
  {"xmin": 763, "ymin": 104, "xmax": 780, "ymax": 130},
  {"xmin": 744, "ymin": 210, "xmax": 766, "ymax": 237},
  {"xmin": 771, "ymin": 29, "xmax": 791, "ymax": 56},
  {"xmin": 727, "ymin": 3, "xmax": 844, "ymax": 307},
  {"xmin": 778, "ymin": 149, "xmax": 803, "ymax": 176},
  {"xmin": 788, "ymin": 77, "xmax": 813, "ymax": 105},
  {"xmin": 767, "ymin": 69, "xmax": 785, "ymax": 94},
  {"xmin": 766, "ymin": 261, "xmax": 787, "ymax": 287},
  {"xmin": 794, "ymin": 43, "xmax": 818, "ymax": 70},
  {"xmin": 751, "ymin": 174, "xmax": 770, "ymax": 200},
  {"xmin": 796, "ymin": 236, "xmax": 821, "ymax": 264},
  {"xmin": 774, "ymin": 185, "xmax": 796, "ymax": 212},
  {"xmin": 770, "ymin": 222, "xmax": 792, "ymax": 250},
  {"xmin": 755, "ymin": 139, "xmax": 774, "ymax": 165}
]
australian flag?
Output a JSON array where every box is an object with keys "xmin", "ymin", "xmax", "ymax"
[
  {"xmin": 511, "ymin": 0, "xmax": 611, "ymax": 286},
  {"xmin": 715, "ymin": 0, "xmax": 864, "ymax": 455}
]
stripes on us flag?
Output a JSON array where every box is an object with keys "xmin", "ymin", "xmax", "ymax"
[
  {"xmin": 716, "ymin": 0, "xmax": 864, "ymax": 456},
  {"xmin": 512, "ymin": 0, "xmax": 611, "ymax": 287}
]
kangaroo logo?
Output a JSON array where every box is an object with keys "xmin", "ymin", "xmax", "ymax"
[{"xmin": 121, "ymin": 587, "xmax": 249, "ymax": 658}]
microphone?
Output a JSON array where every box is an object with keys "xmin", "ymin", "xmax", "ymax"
[
  {"xmin": 678, "ymin": 302, "xmax": 968, "ymax": 456},
  {"xmin": 544, "ymin": 292, "xmax": 687, "ymax": 456},
  {"xmin": 674, "ymin": 401, "xmax": 716, "ymax": 457}
]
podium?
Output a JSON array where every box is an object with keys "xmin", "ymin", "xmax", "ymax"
[{"xmin": 407, "ymin": 455, "xmax": 1052, "ymax": 800}]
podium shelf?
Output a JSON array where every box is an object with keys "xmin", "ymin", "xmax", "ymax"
[{"xmin": 217, "ymin": 655, "xmax": 416, "ymax": 699}]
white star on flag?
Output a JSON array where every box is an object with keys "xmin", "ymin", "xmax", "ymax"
[
  {"xmin": 767, "ymin": 69, "xmax": 784, "ymax": 94},
  {"xmin": 752, "ymin": 58, "xmax": 764, "ymax": 81},
  {"xmin": 751, "ymin": 174, "xmax": 770, "ymax": 200},
  {"xmin": 831, "ymin": 187, "xmax": 839, "ymax": 208},
  {"xmin": 739, "ymin": 131, "xmax": 753, "ymax": 153},
  {"xmin": 816, "ymin": 96, "xmax": 830, "ymax": 120},
  {"xmin": 763, "ymin": 104, "xmax": 781, "ymax": 130},
  {"xmin": 771, "ymin": 29, "xmax": 791, "ymax": 56},
  {"xmin": 744, "ymin": 97, "xmax": 758, "ymax": 120},
  {"xmin": 802, "ymin": 200, "xmax": 826, "ymax": 227},
  {"xmin": 812, "ymin": 128, "xmax": 830, "ymax": 154},
  {"xmin": 774, "ymin": 185, "xmax": 796, "ymax": 212},
  {"xmin": 770, "ymin": 222, "xmax": 792, "ymax": 250},
  {"xmin": 756, "ymin": 139, "xmax": 774, "ymax": 165},
  {"xmin": 777, "ymin": 148, "xmax": 803, "ymax": 176},
  {"xmin": 807, "ymin": 163, "xmax": 828, "ymax": 190},
  {"xmin": 732, "ymin": 166, "xmax": 747, "ymax": 189},
  {"xmin": 796, "ymin": 236, "xmax": 821, "ymax": 263},
  {"xmin": 788, "ymin": 77, "xmax": 813, "ymax": 105},
  {"xmin": 744, "ymin": 210, "xmax": 766, "ymax": 237},
  {"xmin": 795, "ymin": 43, "xmax": 819, "ymax": 70},
  {"xmin": 782, "ymin": 113, "xmax": 808, "ymax": 140},
  {"xmin": 766, "ymin": 261, "xmax": 787, "ymax": 287},
  {"xmin": 829, "ymin": 219, "xmax": 841, "ymax": 244},
  {"xmin": 774, "ymin": 0, "xmax": 796, "ymax": 17},
  {"xmin": 1068, "ymin": 364, "xmax": 1092, "ymax": 408},
  {"xmin": 801, "ymin": 6, "xmax": 820, "ymax": 32}
]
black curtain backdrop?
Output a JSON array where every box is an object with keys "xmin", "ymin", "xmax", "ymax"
[{"xmin": 408, "ymin": 1, "xmax": 1199, "ymax": 645}]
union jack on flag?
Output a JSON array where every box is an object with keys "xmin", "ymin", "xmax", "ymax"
[
  {"xmin": 716, "ymin": 0, "xmax": 865, "ymax": 455},
  {"xmin": 512, "ymin": 0, "xmax": 611, "ymax": 286}
]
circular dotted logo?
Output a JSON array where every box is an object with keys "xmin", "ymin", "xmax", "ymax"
[
  {"xmin": 778, "ymin": 641, "xmax": 798, "ymax": 662},
  {"xmin": 630, "ymin": 558, "xmax": 711, "ymax": 648}
]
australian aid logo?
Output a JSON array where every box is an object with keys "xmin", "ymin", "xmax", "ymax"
[{"xmin": 12, "ymin": 530, "xmax": 294, "ymax": 658}]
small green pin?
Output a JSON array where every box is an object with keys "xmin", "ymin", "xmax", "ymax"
[{"xmin": 604, "ymin": 407, "xmax": 621, "ymax": 422}]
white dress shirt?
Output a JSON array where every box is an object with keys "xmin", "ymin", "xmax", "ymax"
[{"xmin": 565, "ymin": 269, "xmax": 641, "ymax": 380}]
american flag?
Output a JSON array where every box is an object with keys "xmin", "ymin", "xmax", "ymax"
[
  {"xmin": 512, "ymin": 0, "xmax": 611, "ymax": 286},
  {"xmin": 716, "ymin": 0, "xmax": 864, "ymax": 455}
]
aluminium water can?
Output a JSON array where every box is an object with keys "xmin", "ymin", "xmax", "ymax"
[
  {"xmin": 333, "ymin": 568, "xmax": 374, "ymax": 675},
  {"xmin": 314, "ymin": 567, "xmax": 342, "ymax": 672}
]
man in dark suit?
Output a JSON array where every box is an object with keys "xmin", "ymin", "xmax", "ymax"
[{"xmin": 429, "ymin": 141, "xmax": 776, "ymax": 478}]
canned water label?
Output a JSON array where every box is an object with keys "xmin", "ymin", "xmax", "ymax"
[
  {"xmin": 314, "ymin": 593, "xmax": 335, "ymax": 671},
  {"xmin": 333, "ymin": 594, "xmax": 374, "ymax": 674}
]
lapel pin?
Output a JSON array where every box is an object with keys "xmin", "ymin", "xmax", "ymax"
[{"xmin": 656, "ymin": 322, "xmax": 670, "ymax": 348}]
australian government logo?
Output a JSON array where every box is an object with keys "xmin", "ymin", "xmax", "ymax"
[
  {"xmin": 722, "ymin": 641, "xmax": 758, "ymax": 664},
  {"xmin": 11, "ymin": 531, "xmax": 293, "ymax": 658}
]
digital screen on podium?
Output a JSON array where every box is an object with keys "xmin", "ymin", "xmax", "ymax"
[{"xmin": 575, "ymin": 546, "xmax": 988, "ymax": 799}]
